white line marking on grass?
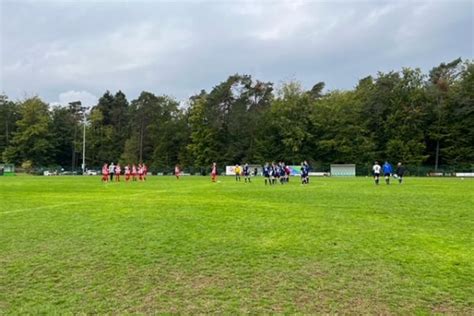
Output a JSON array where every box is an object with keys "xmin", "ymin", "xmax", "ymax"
[{"xmin": 0, "ymin": 202, "xmax": 81, "ymax": 215}]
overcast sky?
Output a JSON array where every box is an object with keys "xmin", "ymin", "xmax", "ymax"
[{"xmin": 1, "ymin": 0, "xmax": 473, "ymax": 107}]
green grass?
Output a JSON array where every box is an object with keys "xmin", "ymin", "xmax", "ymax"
[{"xmin": 1, "ymin": 176, "xmax": 473, "ymax": 314}]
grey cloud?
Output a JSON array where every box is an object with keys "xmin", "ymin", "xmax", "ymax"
[{"xmin": 1, "ymin": 0, "xmax": 472, "ymax": 105}]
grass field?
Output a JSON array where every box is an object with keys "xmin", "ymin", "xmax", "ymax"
[{"xmin": 1, "ymin": 176, "xmax": 473, "ymax": 314}]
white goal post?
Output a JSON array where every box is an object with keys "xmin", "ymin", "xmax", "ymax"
[{"xmin": 330, "ymin": 164, "xmax": 356, "ymax": 176}]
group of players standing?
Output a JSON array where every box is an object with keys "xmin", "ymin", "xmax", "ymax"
[
  {"xmin": 263, "ymin": 161, "xmax": 310, "ymax": 185},
  {"xmin": 101, "ymin": 160, "xmax": 406, "ymax": 185},
  {"xmin": 101, "ymin": 162, "xmax": 148, "ymax": 182},
  {"xmin": 372, "ymin": 161, "xmax": 405, "ymax": 185},
  {"xmin": 229, "ymin": 161, "xmax": 311, "ymax": 185},
  {"xmin": 233, "ymin": 163, "xmax": 255, "ymax": 183}
]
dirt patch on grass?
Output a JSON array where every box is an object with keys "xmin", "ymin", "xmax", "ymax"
[
  {"xmin": 126, "ymin": 270, "xmax": 232, "ymax": 314},
  {"xmin": 432, "ymin": 302, "xmax": 473, "ymax": 315}
]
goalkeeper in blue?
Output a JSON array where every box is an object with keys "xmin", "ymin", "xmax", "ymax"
[{"xmin": 383, "ymin": 161, "xmax": 393, "ymax": 184}]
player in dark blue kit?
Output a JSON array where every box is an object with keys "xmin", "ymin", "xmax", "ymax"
[
  {"xmin": 263, "ymin": 163, "xmax": 271, "ymax": 185},
  {"xmin": 300, "ymin": 162, "xmax": 309, "ymax": 184},
  {"xmin": 243, "ymin": 163, "xmax": 251, "ymax": 183},
  {"xmin": 273, "ymin": 163, "xmax": 280, "ymax": 185},
  {"xmin": 303, "ymin": 160, "xmax": 311, "ymax": 183},
  {"xmin": 395, "ymin": 162, "xmax": 405, "ymax": 184},
  {"xmin": 278, "ymin": 162, "xmax": 285, "ymax": 184}
]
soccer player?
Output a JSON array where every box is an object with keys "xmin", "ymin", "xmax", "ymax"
[
  {"xmin": 284, "ymin": 164, "xmax": 291, "ymax": 183},
  {"xmin": 279, "ymin": 162, "xmax": 286, "ymax": 184},
  {"xmin": 276, "ymin": 162, "xmax": 282, "ymax": 184},
  {"xmin": 299, "ymin": 162, "xmax": 304, "ymax": 184},
  {"xmin": 109, "ymin": 162, "xmax": 115, "ymax": 182},
  {"xmin": 138, "ymin": 163, "xmax": 143, "ymax": 181},
  {"xmin": 175, "ymin": 164, "xmax": 181, "ymax": 180},
  {"xmin": 272, "ymin": 162, "xmax": 279, "ymax": 185},
  {"xmin": 303, "ymin": 160, "xmax": 310, "ymax": 183},
  {"xmin": 101, "ymin": 163, "xmax": 109, "ymax": 182},
  {"xmin": 372, "ymin": 161, "xmax": 381, "ymax": 185},
  {"xmin": 143, "ymin": 163, "xmax": 148, "ymax": 181},
  {"xmin": 132, "ymin": 164, "xmax": 137, "ymax": 181},
  {"xmin": 235, "ymin": 164, "xmax": 241, "ymax": 182},
  {"xmin": 125, "ymin": 164, "xmax": 131, "ymax": 182},
  {"xmin": 383, "ymin": 161, "xmax": 393, "ymax": 185},
  {"xmin": 211, "ymin": 162, "xmax": 217, "ymax": 182},
  {"xmin": 300, "ymin": 162, "xmax": 309, "ymax": 184},
  {"xmin": 243, "ymin": 163, "xmax": 251, "ymax": 183},
  {"xmin": 263, "ymin": 163, "xmax": 271, "ymax": 185},
  {"xmin": 115, "ymin": 163, "xmax": 121, "ymax": 182},
  {"xmin": 396, "ymin": 162, "xmax": 405, "ymax": 184}
]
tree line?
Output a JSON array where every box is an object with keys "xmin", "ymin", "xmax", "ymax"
[{"xmin": 1, "ymin": 58, "xmax": 473, "ymax": 173}]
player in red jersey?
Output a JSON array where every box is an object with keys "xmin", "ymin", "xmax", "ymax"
[
  {"xmin": 138, "ymin": 163, "xmax": 143, "ymax": 181},
  {"xmin": 115, "ymin": 163, "xmax": 121, "ymax": 182},
  {"xmin": 101, "ymin": 163, "xmax": 109, "ymax": 182},
  {"xmin": 132, "ymin": 164, "xmax": 137, "ymax": 181},
  {"xmin": 124, "ymin": 164, "xmax": 131, "ymax": 182},
  {"xmin": 175, "ymin": 165, "xmax": 181, "ymax": 180},
  {"xmin": 211, "ymin": 162, "xmax": 217, "ymax": 182},
  {"xmin": 142, "ymin": 163, "xmax": 148, "ymax": 181}
]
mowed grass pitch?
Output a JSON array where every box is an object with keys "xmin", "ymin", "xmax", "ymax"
[{"xmin": 0, "ymin": 176, "xmax": 472, "ymax": 314}]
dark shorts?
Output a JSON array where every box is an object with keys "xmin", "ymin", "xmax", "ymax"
[
  {"xmin": 374, "ymin": 172, "xmax": 380, "ymax": 177},
  {"xmin": 384, "ymin": 173, "xmax": 391, "ymax": 177}
]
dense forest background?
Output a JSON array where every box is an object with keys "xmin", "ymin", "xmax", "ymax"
[{"xmin": 1, "ymin": 58, "xmax": 473, "ymax": 174}]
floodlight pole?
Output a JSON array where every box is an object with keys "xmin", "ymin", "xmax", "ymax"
[
  {"xmin": 69, "ymin": 101, "xmax": 83, "ymax": 175},
  {"xmin": 82, "ymin": 109, "xmax": 86, "ymax": 175}
]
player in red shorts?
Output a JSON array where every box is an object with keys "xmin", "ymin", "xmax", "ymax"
[
  {"xmin": 124, "ymin": 164, "xmax": 131, "ymax": 182},
  {"xmin": 101, "ymin": 163, "xmax": 109, "ymax": 182},
  {"xmin": 175, "ymin": 164, "xmax": 181, "ymax": 180},
  {"xmin": 132, "ymin": 164, "xmax": 137, "ymax": 181},
  {"xmin": 142, "ymin": 163, "xmax": 148, "ymax": 181},
  {"xmin": 138, "ymin": 163, "xmax": 143, "ymax": 181},
  {"xmin": 115, "ymin": 163, "xmax": 121, "ymax": 182},
  {"xmin": 211, "ymin": 162, "xmax": 217, "ymax": 182}
]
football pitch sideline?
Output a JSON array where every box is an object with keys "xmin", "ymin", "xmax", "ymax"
[{"xmin": 0, "ymin": 176, "xmax": 472, "ymax": 314}]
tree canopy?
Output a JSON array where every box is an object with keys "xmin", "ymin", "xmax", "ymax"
[{"xmin": 1, "ymin": 59, "xmax": 473, "ymax": 172}]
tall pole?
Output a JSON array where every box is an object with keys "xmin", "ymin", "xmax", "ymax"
[
  {"xmin": 434, "ymin": 95, "xmax": 441, "ymax": 173},
  {"xmin": 69, "ymin": 101, "xmax": 82, "ymax": 175},
  {"xmin": 82, "ymin": 110, "xmax": 86, "ymax": 175},
  {"xmin": 72, "ymin": 123, "xmax": 77, "ymax": 173}
]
